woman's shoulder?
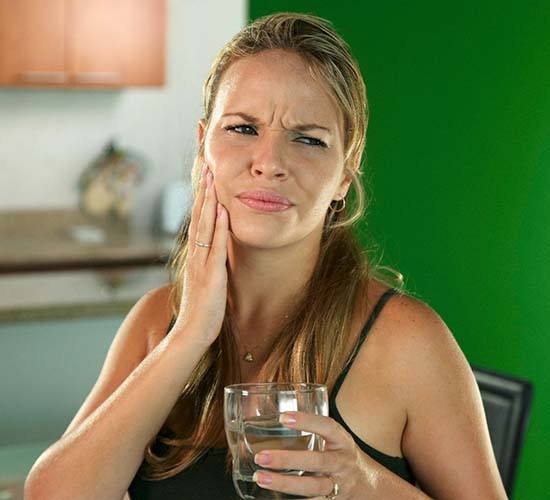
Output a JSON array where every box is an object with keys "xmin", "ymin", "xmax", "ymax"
[
  {"xmin": 331, "ymin": 281, "xmax": 456, "ymax": 458},
  {"xmin": 376, "ymin": 288, "xmax": 504, "ymax": 497},
  {"xmin": 141, "ymin": 281, "xmax": 174, "ymax": 308},
  {"xmin": 133, "ymin": 282, "xmax": 174, "ymax": 324},
  {"xmin": 368, "ymin": 284, "xmax": 473, "ymax": 416},
  {"xmin": 360, "ymin": 280, "xmax": 462, "ymax": 388},
  {"xmin": 365, "ymin": 279, "xmax": 451, "ymax": 345},
  {"xmin": 134, "ymin": 282, "xmax": 175, "ymax": 355}
]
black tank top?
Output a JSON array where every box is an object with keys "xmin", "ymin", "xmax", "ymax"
[{"xmin": 128, "ymin": 288, "xmax": 416, "ymax": 499}]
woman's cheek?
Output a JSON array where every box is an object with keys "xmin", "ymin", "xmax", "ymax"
[{"xmin": 206, "ymin": 137, "xmax": 248, "ymax": 166}]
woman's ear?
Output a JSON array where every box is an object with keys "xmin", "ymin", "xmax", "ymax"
[
  {"xmin": 197, "ymin": 119, "xmax": 206, "ymax": 145},
  {"xmin": 338, "ymin": 155, "xmax": 362, "ymax": 196},
  {"xmin": 337, "ymin": 167, "xmax": 353, "ymax": 199}
]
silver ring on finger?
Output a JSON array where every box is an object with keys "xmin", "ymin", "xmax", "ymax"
[
  {"xmin": 195, "ymin": 240, "xmax": 212, "ymax": 248},
  {"xmin": 325, "ymin": 476, "xmax": 340, "ymax": 499}
]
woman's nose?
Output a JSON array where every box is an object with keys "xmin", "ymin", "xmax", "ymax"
[{"xmin": 250, "ymin": 130, "xmax": 289, "ymax": 180}]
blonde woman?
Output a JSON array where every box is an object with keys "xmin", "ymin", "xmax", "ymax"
[{"xmin": 25, "ymin": 13, "xmax": 507, "ymax": 500}]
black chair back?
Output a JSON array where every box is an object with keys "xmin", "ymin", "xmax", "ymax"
[{"xmin": 472, "ymin": 365, "xmax": 533, "ymax": 498}]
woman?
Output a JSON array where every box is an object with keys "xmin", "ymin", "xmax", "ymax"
[{"xmin": 25, "ymin": 13, "xmax": 507, "ymax": 500}]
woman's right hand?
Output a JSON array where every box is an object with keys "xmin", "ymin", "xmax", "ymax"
[{"xmin": 173, "ymin": 163, "xmax": 229, "ymax": 346}]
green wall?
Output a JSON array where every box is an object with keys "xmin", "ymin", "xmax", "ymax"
[{"xmin": 250, "ymin": 2, "xmax": 549, "ymax": 498}]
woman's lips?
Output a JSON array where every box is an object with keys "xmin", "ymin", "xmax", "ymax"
[{"xmin": 238, "ymin": 197, "xmax": 293, "ymax": 212}]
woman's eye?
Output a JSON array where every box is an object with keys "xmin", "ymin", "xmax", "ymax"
[
  {"xmin": 225, "ymin": 124, "xmax": 257, "ymax": 135},
  {"xmin": 224, "ymin": 125, "xmax": 327, "ymax": 148},
  {"xmin": 295, "ymin": 136, "xmax": 328, "ymax": 148}
]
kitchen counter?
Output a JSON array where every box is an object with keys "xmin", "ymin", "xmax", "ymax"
[
  {"xmin": 0, "ymin": 208, "xmax": 178, "ymax": 321},
  {"xmin": 0, "ymin": 208, "xmax": 175, "ymax": 273},
  {"xmin": 0, "ymin": 266, "xmax": 171, "ymax": 321}
]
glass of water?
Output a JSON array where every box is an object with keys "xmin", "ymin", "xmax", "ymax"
[{"xmin": 224, "ymin": 382, "xmax": 328, "ymax": 500}]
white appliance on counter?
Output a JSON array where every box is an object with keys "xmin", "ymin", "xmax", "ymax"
[{"xmin": 160, "ymin": 180, "xmax": 192, "ymax": 235}]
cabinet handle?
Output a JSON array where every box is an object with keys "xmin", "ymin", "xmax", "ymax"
[
  {"xmin": 19, "ymin": 71, "xmax": 67, "ymax": 83},
  {"xmin": 72, "ymin": 72, "xmax": 121, "ymax": 85}
]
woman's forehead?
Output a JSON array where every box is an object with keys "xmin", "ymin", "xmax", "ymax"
[{"xmin": 212, "ymin": 50, "xmax": 343, "ymax": 130}]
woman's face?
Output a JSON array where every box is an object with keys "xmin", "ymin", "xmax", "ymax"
[{"xmin": 199, "ymin": 48, "xmax": 351, "ymax": 249}]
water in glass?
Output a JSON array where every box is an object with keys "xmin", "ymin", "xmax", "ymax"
[{"xmin": 224, "ymin": 383, "xmax": 328, "ymax": 499}]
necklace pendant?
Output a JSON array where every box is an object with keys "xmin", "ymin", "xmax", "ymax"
[{"xmin": 244, "ymin": 352, "xmax": 254, "ymax": 363}]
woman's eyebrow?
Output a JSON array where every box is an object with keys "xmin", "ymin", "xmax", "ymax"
[
  {"xmin": 221, "ymin": 112, "xmax": 259, "ymax": 123},
  {"xmin": 293, "ymin": 123, "xmax": 332, "ymax": 134},
  {"xmin": 221, "ymin": 112, "xmax": 332, "ymax": 134}
]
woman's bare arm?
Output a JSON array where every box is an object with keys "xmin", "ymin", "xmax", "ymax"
[
  {"xmin": 60, "ymin": 285, "xmax": 172, "ymax": 441},
  {"xmin": 26, "ymin": 155, "xmax": 229, "ymax": 500},
  {"xmin": 24, "ymin": 286, "xmax": 211, "ymax": 500},
  {"xmin": 394, "ymin": 296, "xmax": 507, "ymax": 499}
]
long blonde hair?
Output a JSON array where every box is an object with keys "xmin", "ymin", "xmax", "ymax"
[{"xmin": 141, "ymin": 12, "xmax": 404, "ymax": 479}]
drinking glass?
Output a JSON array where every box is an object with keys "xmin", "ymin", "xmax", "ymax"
[{"xmin": 224, "ymin": 382, "xmax": 328, "ymax": 500}]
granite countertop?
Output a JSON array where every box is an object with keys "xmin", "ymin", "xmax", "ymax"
[
  {"xmin": 0, "ymin": 208, "xmax": 178, "ymax": 321},
  {"xmin": 0, "ymin": 208, "xmax": 175, "ymax": 273}
]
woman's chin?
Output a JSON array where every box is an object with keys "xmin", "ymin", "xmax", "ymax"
[{"xmin": 228, "ymin": 224, "xmax": 292, "ymax": 250}]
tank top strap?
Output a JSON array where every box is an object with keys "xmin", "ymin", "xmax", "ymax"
[{"xmin": 331, "ymin": 287, "xmax": 399, "ymax": 399}]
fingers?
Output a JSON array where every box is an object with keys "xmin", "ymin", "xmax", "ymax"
[
  {"xmin": 210, "ymin": 201, "xmax": 228, "ymax": 265},
  {"xmin": 187, "ymin": 164, "xmax": 208, "ymax": 252},
  {"xmin": 252, "ymin": 470, "xmax": 335, "ymax": 498},
  {"xmin": 254, "ymin": 449, "xmax": 336, "ymax": 475},
  {"xmin": 189, "ymin": 164, "xmax": 225, "ymax": 262},
  {"xmin": 194, "ymin": 168, "xmax": 216, "ymax": 259},
  {"xmin": 249, "ymin": 414, "xmax": 357, "ymax": 498},
  {"xmin": 279, "ymin": 412, "xmax": 351, "ymax": 451}
]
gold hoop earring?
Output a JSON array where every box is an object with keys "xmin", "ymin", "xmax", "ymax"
[{"xmin": 329, "ymin": 197, "xmax": 346, "ymax": 213}]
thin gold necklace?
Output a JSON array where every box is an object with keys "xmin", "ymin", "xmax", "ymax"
[{"xmin": 240, "ymin": 313, "xmax": 289, "ymax": 363}]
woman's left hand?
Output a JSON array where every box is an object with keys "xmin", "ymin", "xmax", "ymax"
[{"xmin": 252, "ymin": 411, "xmax": 370, "ymax": 499}]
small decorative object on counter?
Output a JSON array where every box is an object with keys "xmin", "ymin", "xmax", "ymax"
[{"xmin": 78, "ymin": 140, "xmax": 148, "ymax": 223}]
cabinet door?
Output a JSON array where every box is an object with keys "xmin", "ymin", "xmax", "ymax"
[
  {"xmin": 66, "ymin": 0, "xmax": 165, "ymax": 87},
  {"xmin": 0, "ymin": 0, "xmax": 66, "ymax": 86}
]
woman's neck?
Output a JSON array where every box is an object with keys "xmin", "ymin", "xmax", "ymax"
[{"xmin": 226, "ymin": 235, "xmax": 320, "ymax": 328}]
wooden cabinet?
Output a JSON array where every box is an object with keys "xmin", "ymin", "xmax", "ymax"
[
  {"xmin": 67, "ymin": 0, "xmax": 165, "ymax": 87},
  {"xmin": 0, "ymin": 0, "xmax": 66, "ymax": 85},
  {"xmin": 0, "ymin": 0, "xmax": 165, "ymax": 88}
]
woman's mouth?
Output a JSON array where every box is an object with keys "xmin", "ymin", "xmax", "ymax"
[{"xmin": 237, "ymin": 198, "xmax": 294, "ymax": 213}]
